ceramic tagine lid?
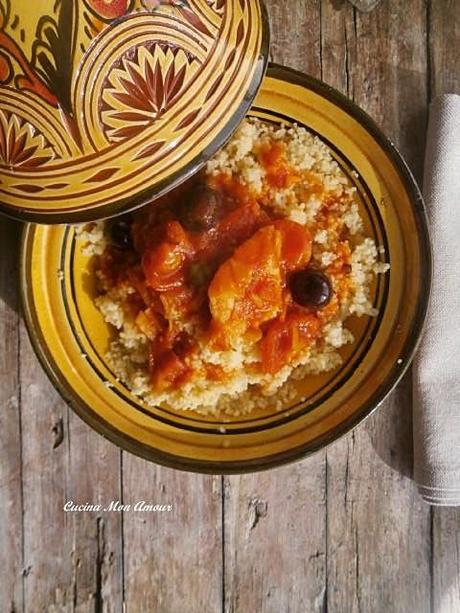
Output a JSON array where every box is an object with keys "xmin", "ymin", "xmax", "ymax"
[{"xmin": 0, "ymin": 0, "xmax": 269, "ymax": 222}]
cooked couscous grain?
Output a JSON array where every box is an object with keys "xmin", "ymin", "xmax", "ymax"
[{"xmin": 78, "ymin": 119, "xmax": 389, "ymax": 415}]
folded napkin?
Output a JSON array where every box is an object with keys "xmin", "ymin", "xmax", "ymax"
[{"xmin": 413, "ymin": 94, "xmax": 460, "ymax": 506}]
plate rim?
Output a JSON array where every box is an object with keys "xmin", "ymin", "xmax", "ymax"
[{"xmin": 20, "ymin": 63, "xmax": 432, "ymax": 474}]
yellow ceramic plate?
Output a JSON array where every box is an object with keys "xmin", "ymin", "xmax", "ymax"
[
  {"xmin": 0, "ymin": 0, "xmax": 269, "ymax": 223},
  {"xmin": 21, "ymin": 65, "xmax": 431, "ymax": 473}
]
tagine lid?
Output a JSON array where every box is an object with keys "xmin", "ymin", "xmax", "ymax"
[{"xmin": 0, "ymin": 0, "xmax": 270, "ymax": 223}]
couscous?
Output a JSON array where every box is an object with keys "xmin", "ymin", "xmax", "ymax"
[{"xmin": 78, "ymin": 119, "xmax": 389, "ymax": 415}]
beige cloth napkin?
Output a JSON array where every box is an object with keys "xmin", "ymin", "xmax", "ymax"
[{"xmin": 413, "ymin": 94, "xmax": 460, "ymax": 506}]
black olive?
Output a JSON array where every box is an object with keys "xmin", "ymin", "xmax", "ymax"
[
  {"xmin": 290, "ymin": 269, "xmax": 332, "ymax": 309},
  {"xmin": 108, "ymin": 216, "xmax": 133, "ymax": 250},
  {"xmin": 188, "ymin": 262, "xmax": 212, "ymax": 287},
  {"xmin": 178, "ymin": 184, "xmax": 221, "ymax": 232}
]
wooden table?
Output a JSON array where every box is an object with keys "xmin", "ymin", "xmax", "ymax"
[{"xmin": 1, "ymin": 1, "xmax": 459, "ymax": 611}]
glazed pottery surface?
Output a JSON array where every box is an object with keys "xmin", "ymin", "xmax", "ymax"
[
  {"xmin": 0, "ymin": 0, "xmax": 269, "ymax": 222},
  {"xmin": 21, "ymin": 65, "xmax": 431, "ymax": 473}
]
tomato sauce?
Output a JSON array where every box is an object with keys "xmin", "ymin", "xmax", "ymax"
[{"xmin": 98, "ymin": 144, "xmax": 347, "ymax": 391}]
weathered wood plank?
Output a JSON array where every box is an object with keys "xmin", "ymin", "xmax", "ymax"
[
  {"xmin": 429, "ymin": 3, "xmax": 460, "ymax": 611},
  {"xmin": 3, "ymin": 2, "xmax": 460, "ymax": 612},
  {"xmin": 224, "ymin": 461, "xmax": 327, "ymax": 613},
  {"xmin": 322, "ymin": 1, "xmax": 431, "ymax": 611},
  {"xmin": 323, "ymin": 0, "xmax": 428, "ymax": 180},
  {"xmin": 20, "ymin": 325, "xmax": 73, "ymax": 611},
  {"xmin": 65, "ymin": 412, "xmax": 123, "ymax": 613},
  {"xmin": 266, "ymin": 0, "xmax": 321, "ymax": 75},
  {"xmin": 326, "ymin": 392, "xmax": 432, "ymax": 613},
  {"xmin": 223, "ymin": 3, "xmax": 327, "ymax": 613},
  {"xmin": 20, "ymin": 316, "xmax": 123, "ymax": 611},
  {"xmin": 429, "ymin": 0, "xmax": 460, "ymax": 98},
  {"xmin": 121, "ymin": 457, "xmax": 223, "ymax": 613},
  {"xmin": 432, "ymin": 509, "xmax": 460, "ymax": 613},
  {"xmin": 0, "ymin": 219, "xmax": 23, "ymax": 613}
]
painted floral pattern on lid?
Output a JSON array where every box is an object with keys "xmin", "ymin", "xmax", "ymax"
[{"xmin": 0, "ymin": 0, "xmax": 269, "ymax": 221}]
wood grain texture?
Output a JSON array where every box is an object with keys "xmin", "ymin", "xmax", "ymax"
[
  {"xmin": 121, "ymin": 457, "xmax": 222, "ymax": 613},
  {"xmin": 266, "ymin": 0, "xmax": 321, "ymax": 74},
  {"xmin": 0, "ymin": 1, "xmax": 459, "ymax": 611},
  {"xmin": 65, "ymin": 412, "xmax": 123, "ymax": 612},
  {"xmin": 20, "ymin": 332, "xmax": 123, "ymax": 611},
  {"xmin": 224, "ymin": 461, "xmax": 327, "ymax": 613},
  {"xmin": 0, "ymin": 219, "xmax": 23, "ymax": 613},
  {"xmin": 428, "ymin": 3, "xmax": 460, "ymax": 612},
  {"xmin": 20, "ymin": 326, "xmax": 72, "ymax": 611},
  {"xmin": 322, "ymin": 2, "xmax": 431, "ymax": 611},
  {"xmin": 428, "ymin": 0, "xmax": 460, "ymax": 98},
  {"xmin": 432, "ymin": 509, "xmax": 460, "ymax": 613},
  {"xmin": 326, "ymin": 396, "xmax": 431, "ymax": 613}
]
